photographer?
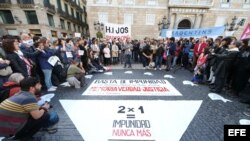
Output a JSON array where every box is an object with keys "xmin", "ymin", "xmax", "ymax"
[{"xmin": 0, "ymin": 77, "xmax": 59, "ymax": 140}]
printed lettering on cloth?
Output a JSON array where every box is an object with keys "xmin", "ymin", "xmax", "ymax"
[
  {"xmin": 160, "ymin": 26, "xmax": 225, "ymax": 38},
  {"xmin": 82, "ymin": 79, "xmax": 182, "ymax": 96},
  {"xmin": 105, "ymin": 23, "xmax": 131, "ymax": 40}
]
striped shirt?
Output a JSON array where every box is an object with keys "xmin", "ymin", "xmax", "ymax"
[{"xmin": 0, "ymin": 91, "xmax": 39, "ymax": 136}]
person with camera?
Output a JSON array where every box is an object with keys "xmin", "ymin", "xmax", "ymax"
[{"xmin": 0, "ymin": 77, "xmax": 59, "ymax": 141}]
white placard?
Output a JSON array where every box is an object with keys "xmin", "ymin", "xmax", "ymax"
[
  {"xmin": 105, "ymin": 23, "xmax": 131, "ymax": 40},
  {"xmin": 78, "ymin": 50, "xmax": 84, "ymax": 56},
  {"xmin": 66, "ymin": 51, "xmax": 73, "ymax": 58},
  {"xmin": 48, "ymin": 56, "xmax": 60, "ymax": 66},
  {"xmin": 82, "ymin": 79, "xmax": 182, "ymax": 96},
  {"xmin": 74, "ymin": 32, "xmax": 81, "ymax": 37},
  {"xmin": 60, "ymin": 100, "xmax": 202, "ymax": 141}
]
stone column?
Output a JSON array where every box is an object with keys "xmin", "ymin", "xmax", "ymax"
[
  {"xmin": 199, "ymin": 14, "xmax": 204, "ymax": 28},
  {"xmin": 193, "ymin": 14, "xmax": 197, "ymax": 28},
  {"xmin": 170, "ymin": 13, "xmax": 177, "ymax": 29}
]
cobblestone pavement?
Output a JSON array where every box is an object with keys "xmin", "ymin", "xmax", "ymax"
[{"xmin": 31, "ymin": 64, "xmax": 250, "ymax": 141}]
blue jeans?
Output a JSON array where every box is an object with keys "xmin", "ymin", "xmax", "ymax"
[
  {"xmin": 155, "ymin": 56, "xmax": 163, "ymax": 69},
  {"xmin": 14, "ymin": 111, "xmax": 59, "ymax": 140},
  {"xmin": 42, "ymin": 69, "xmax": 53, "ymax": 89},
  {"xmin": 124, "ymin": 54, "xmax": 132, "ymax": 67}
]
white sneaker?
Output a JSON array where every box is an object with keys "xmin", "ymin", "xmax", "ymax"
[
  {"xmin": 51, "ymin": 86, "xmax": 57, "ymax": 89},
  {"xmin": 47, "ymin": 87, "xmax": 56, "ymax": 92},
  {"xmin": 159, "ymin": 68, "xmax": 162, "ymax": 70},
  {"xmin": 154, "ymin": 68, "xmax": 157, "ymax": 70}
]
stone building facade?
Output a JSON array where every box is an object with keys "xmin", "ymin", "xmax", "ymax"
[
  {"xmin": 0, "ymin": 0, "xmax": 89, "ymax": 38},
  {"xmin": 87, "ymin": 0, "xmax": 250, "ymax": 39}
]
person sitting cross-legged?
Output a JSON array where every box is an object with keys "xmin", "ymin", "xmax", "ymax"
[{"xmin": 0, "ymin": 77, "xmax": 59, "ymax": 141}]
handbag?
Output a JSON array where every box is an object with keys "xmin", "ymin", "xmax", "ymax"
[
  {"xmin": 163, "ymin": 52, "xmax": 167, "ymax": 60},
  {"xmin": 0, "ymin": 66, "xmax": 13, "ymax": 76}
]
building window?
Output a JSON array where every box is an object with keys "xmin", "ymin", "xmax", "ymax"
[
  {"xmin": 74, "ymin": 24, "xmax": 76, "ymax": 31},
  {"xmin": 96, "ymin": 0, "xmax": 109, "ymax": 4},
  {"xmin": 7, "ymin": 29, "xmax": 18, "ymax": 36},
  {"xmin": 124, "ymin": 0, "xmax": 135, "ymax": 5},
  {"xmin": 64, "ymin": 4, "xmax": 69, "ymax": 15},
  {"xmin": 60, "ymin": 19, "xmax": 65, "ymax": 29},
  {"xmin": 245, "ymin": 0, "xmax": 250, "ymax": 4},
  {"xmin": 47, "ymin": 14, "xmax": 55, "ymax": 27},
  {"xmin": 78, "ymin": 26, "xmax": 81, "ymax": 32},
  {"xmin": 98, "ymin": 12, "xmax": 108, "ymax": 23},
  {"xmin": 221, "ymin": 0, "xmax": 230, "ymax": 3},
  {"xmin": 29, "ymin": 29, "xmax": 42, "ymax": 36},
  {"xmin": 124, "ymin": 13, "xmax": 133, "ymax": 25},
  {"xmin": 147, "ymin": 0, "xmax": 158, "ymax": 5},
  {"xmin": 71, "ymin": 8, "xmax": 74, "ymax": 17},
  {"xmin": 25, "ymin": 11, "xmax": 39, "ymax": 24},
  {"xmin": 0, "ymin": 10, "xmax": 14, "ymax": 24},
  {"xmin": 67, "ymin": 21, "xmax": 71, "ymax": 31},
  {"xmin": 146, "ymin": 14, "xmax": 155, "ymax": 25}
]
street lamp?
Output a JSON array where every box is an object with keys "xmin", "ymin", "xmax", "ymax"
[
  {"xmin": 224, "ymin": 16, "xmax": 245, "ymax": 32},
  {"xmin": 94, "ymin": 21, "xmax": 104, "ymax": 32},
  {"xmin": 93, "ymin": 21, "xmax": 104, "ymax": 39},
  {"xmin": 158, "ymin": 16, "xmax": 170, "ymax": 31}
]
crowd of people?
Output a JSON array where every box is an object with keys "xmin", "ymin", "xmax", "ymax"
[{"xmin": 0, "ymin": 33, "xmax": 250, "ymax": 140}]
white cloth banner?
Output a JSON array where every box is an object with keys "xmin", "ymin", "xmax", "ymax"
[{"xmin": 105, "ymin": 23, "xmax": 131, "ymax": 40}]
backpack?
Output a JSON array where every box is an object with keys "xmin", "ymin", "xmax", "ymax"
[{"xmin": 0, "ymin": 84, "xmax": 19, "ymax": 103}]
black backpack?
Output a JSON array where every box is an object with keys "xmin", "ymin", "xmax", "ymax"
[{"xmin": 0, "ymin": 84, "xmax": 19, "ymax": 103}]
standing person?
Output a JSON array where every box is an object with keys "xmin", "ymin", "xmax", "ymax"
[
  {"xmin": 193, "ymin": 37, "xmax": 208, "ymax": 69},
  {"xmin": 112, "ymin": 41, "xmax": 119, "ymax": 64},
  {"xmin": 154, "ymin": 39, "xmax": 164, "ymax": 70},
  {"xmin": 0, "ymin": 77, "xmax": 59, "ymax": 140},
  {"xmin": 103, "ymin": 43, "xmax": 111, "ymax": 66},
  {"xmin": 78, "ymin": 39, "xmax": 89, "ymax": 73},
  {"xmin": 142, "ymin": 40, "xmax": 152, "ymax": 69},
  {"xmin": 123, "ymin": 40, "xmax": 133, "ymax": 68},
  {"xmin": 37, "ymin": 38, "xmax": 57, "ymax": 92}
]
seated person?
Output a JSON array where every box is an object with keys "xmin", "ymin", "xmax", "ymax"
[
  {"xmin": 0, "ymin": 73, "xmax": 24, "ymax": 103},
  {"xmin": 67, "ymin": 59, "xmax": 86, "ymax": 88},
  {"xmin": 0, "ymin": 77, "xmax": 59, "ymax": 140}
]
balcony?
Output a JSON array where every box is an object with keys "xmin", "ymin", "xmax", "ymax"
[
  {"xmin": 17, "ymin": 0, "xmax": 34, "ymax": 8},
  {"xmin": 69, "ymin": 0, "xmax": 78, "ymax": 8},
  {"xmin": 0, "ymin": 0, "xmax": 11, "ymax": 8},
  {"xmin": 168, "ymin": 0, "xmax": 213, "ymax": 8},
  {"xmin": 57, "ymin": 8, "xmax": 70, "ymax": 19},
  {"xmin": 44, "ymin": 1, "xmax": 56, "ymax": 14}
]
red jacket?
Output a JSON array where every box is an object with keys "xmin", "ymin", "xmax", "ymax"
[
  {"xmin": 194, "ymin": 42, "xmax": 207, "ymax": 56},
  {"xmin": 3, "ymin": 81, "xmax": 21, "ymax": 97}
]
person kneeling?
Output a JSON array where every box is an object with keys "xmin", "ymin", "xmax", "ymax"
[
  {"xmin": 67, "ymin": 60, "xmax": 86, "ymax": 88},
  {"xmin": 0, "ymin": 77, "xmax": 59, "ymax": 140}
]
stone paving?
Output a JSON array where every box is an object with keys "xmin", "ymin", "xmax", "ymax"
[{"xmin": 30, "ymin": 64, "xmax": 250, "ymax": 141}]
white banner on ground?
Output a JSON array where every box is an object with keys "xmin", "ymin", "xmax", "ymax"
[
  {"xmin": 82, "ymin": 79, "xmax": 182, "ymax": 96},
  {"xmin": 105, "ymin": 23, "xmax": 131, "ymax": 40},
  {"xmin": 60, "ymin": 100, "xmax": 202, "ymax": 141}
]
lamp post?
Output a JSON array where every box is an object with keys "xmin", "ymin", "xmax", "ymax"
[
  {"xmin": 158, "ymin": 16, "xmax": 171, "ymax": 31},
  {"xmin": 93, "ymin": 21, "xmax": 104, "ymax": 39}
]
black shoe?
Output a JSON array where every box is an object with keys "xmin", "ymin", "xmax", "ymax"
[
  {"xmin": 41, "ymin": 127, "xmax": 57, "ymax": 134},
  {"xmin": 239, "ymin": 99, "xmax": 250, "ymax": 105}
]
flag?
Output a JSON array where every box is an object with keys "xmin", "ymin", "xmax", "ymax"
[{"xmin": 240, "ymin": 23, "xmax": 250, "ymax": 40}]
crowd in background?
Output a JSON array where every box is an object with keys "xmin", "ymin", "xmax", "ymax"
[{"xmin": 0, "ymin": 33, "xmax": 250, "ymax": 140}]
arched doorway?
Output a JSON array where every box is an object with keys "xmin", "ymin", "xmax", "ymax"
[{"xmin": 178, "ymin": 19, "xmax": 192, "ymax": 29}]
